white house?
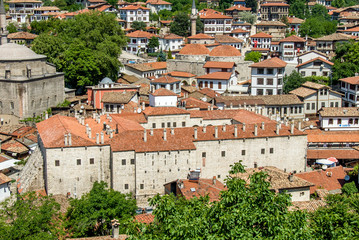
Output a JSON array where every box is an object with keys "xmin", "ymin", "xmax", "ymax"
[
  {"xmin": 31, "ymin": 6, "xmax": 60, "ymax": 22},
  {"xmin": 290, "ymin": 81, "xmax": 342, "ymax": 115},
  {"xmin": 250, "ymin": 57, "xmax": 287, "ymax": 96},
  {"xmin": 120, "ymin": 5, "xmax": 150, "ymax": 29},
  {"xmin": 230, "ymin": 28, "xmax": 250, "ymax": 43},
  {"xmin": 197, "ymin": 71, "xmax": 236, "ymax": 94},
  {"xmin": 287, "ymin": 17, "xmax": 304, "ymax": 34},
  {"xmin": 146, "ymin": 0, "xmax": 172, "ymax": 14},
  {"xmin": 250, "ymin": 32, "xmax": 272, "ymax": 49},
  {"xmin": 297, "ymin": 50, "xmax": 329, "ymax": 64},
  {"xmin": 0, "ymin": 173, "xmax": 11, "ymax": 202},
  {"xmin": 214, "ymin": 35, "xmax": 243, "ymax": 51},
  {"xmin": 125, "ymin": 30, "xmax": 158, "ymax": 55},
  {"xmin": 201, "ymin": 13, "xmax": 233, "ymax": 36},
  {"xmin": 187, "ymin": 33, "xmax": 215, "ymax": 44},
  {"xmin": 149, "ymin": 88, "xmax": 178, "ymax": 107},
  {"xmin": 159, "ymin": 33, "xmax": 184, "ymax": 52},
  {"xmin": 341, "ymin": 26, "xmax": 359, "ymax": 37},
  {"xmin": 319, "ymin": 107, "xmax": 359, "ymax": 131},
  {"xmin": 340, "ymin": 75, "xmax": 359, "ymax": 107},
  {"xmin": 8, "ymin": 0, "xmax": 42, "ymax": 23},
  {"xmin": 296, "ymin": 57, "xmax": 334, "ymax": 78},
  {"xmin": 279, "ymin": 35, "xmax": 306, "ymax": 64},
  {"xmin": 150, "ymin": 76, "xmax": 181, "ymax": 95}
]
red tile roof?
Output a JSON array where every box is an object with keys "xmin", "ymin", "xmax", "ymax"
[
  {"xmin": 306, "ymin": 129, "xmax": 359, "ymax": 143},
  {"xmin": 342, "ymin": 26, "xmax": 359, "ymax": 32},
  {"xmin": 151, "ymin": 88, "xmax": 177, "ymax": 96},
  {"xmin": 7, "ymin": 31, "xmax": 38, "ymax": 40},
  {"xmin": 181, "ymin": 97, "xmax": 217, "ymax": 110},
  {"xmin": 261, "ymin": 2, "xmax": 289, "ymax": 6},
  {"xmin": 1, "ymin": 140, "xmax": 29, "ymax": 154},
  {"xmin": 250, "ymin": 57, "xmax": 287, "ymax": 68},
  {"xmin": 166, "ymin": 71, "xmax": 196, "ymax": 78},
  {"xmin": 307, "ymin": 149, "xmax": 359, "ymax": 160},
  {"xmin": 251, "ymin": 48, "xmax": 270, "ymax": 51},
  {"xmin": 134, "ymin": 213, "xmax": 155, "ymax": 224},
  {"xmin": 178, "ymin": 44, "xmax": 210, "ymax": 55},
  {"xmin": 209, "ymin": 45, "xmax": 241, "ymax": 57},
  {"xmin": 143, "ymin": 61, "xmax": 167, "ymax": 69},
  {"xmin": 200, "ymin": 13, "xmax": 232, "ymax": 19},
  {"xmin": 287, "ymin": 17, "xmax": 304, "ymax": 24},
  {"xmin": 187, "ymin": 33, "xmax": 215, "ymax": 39},
  {"xmin": 177, "ymin": 178, "xmax": 226, "ymax": 202},
  {"xmin": 120, "ymin": 5, "xmax": 149, "ymax": 10},
  {"xmin": 340, "ymin": 76, "xmax": 359, "ymax": 85},
  {"xmin": 250, "ymin": 32, "xmax": 273, "ymax": 38},
  {"xmin": 146, "ymin": 0, "xmax": 171, "ymax": 5},
  {"xmin": 161, "ymin": 33, "xmax": 183, "ymax": 40},
  {"xmin": 0, "ymin": 173, "xmax": 11, "ymax": 185},
  {"xmin": 143, "ymin": 107, "xmax": 189, "ymax": 116},
  {"xmin": 196, "ymin": 71, "xmax": 232, "ymax": 80},
  {"xmin": 226, "ymin": 5, "xmax": 251, "ymax": 11},
  {"xmin": 295, "ymin": 166, "xmax": 346, "ymax": 194},
  {"xmin": 198, "ymin": 88, "xmax": 220, "ymax": 98},
  {"xmin": 279, "ymin": 35, "xmax": 306, "ymax": 43},
  {"xmin": 151, "ymin": 76, "xmax": 181, "ymax": 84},
  {"xmin": 231, "ymin": 28, "xmax": 250, "ymax": 33},
  {"xmin": 296, "ymin": 57, "xmax": 334, "ymax": 68},
  {"xmin": 126, "ymin": 30, "xmax": 156, "ymax": 39},
  {"xmin": 203, "ymin": 61, "xmax": 235, "ymax": 69}
]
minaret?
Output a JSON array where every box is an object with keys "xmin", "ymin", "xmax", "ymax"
[
  {"xmin": 190, "ymin": 0, "xmax": 197, "ymax": 36},
  {"xmin": 0, "ymin": 0, "xmax": 7, "ymax": 45}
]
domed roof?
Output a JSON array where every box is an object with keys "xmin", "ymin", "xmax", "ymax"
[
  {"xmin": 100, "ymin": 77, "xmax": 114, "ymax": 84},
  {"xmin": 209, "ymin": 45, "xmax": 241, "ymax": 57},
  {"xmin": 0, "ymin": 43, "xmax": 47, "ymax": 61},
  {"xmin": 178, "ymin": 44, "xmax": 210, "ymax": 55}
]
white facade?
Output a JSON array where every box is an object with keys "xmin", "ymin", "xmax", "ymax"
[
  {"xmin": 298, "ymin": 51, "xmax": 328, "ymax": 64},
  {"xmin": 251, "ymin": 67, "xmax": 285, "ymax": 96},
  {"xmin": 120, "ymin": 6, "xmax": 150, "ymax": 28},
  {"xmin": 30, "ymin": 7, "xmax": 60, "ymax": 22},
  {"xmin": 202, "ymin": 17, "xmax": 233, "ymax": 36},
  {"xmin": 8, "ymin": 0, "xmax": 42, "ymax": 23},
  {"xmin": 231, "ymin": 31, "xmax": 250, "ymax": 42},
  {"xmin": 297, "ymin": 60, "xmax": 333, "ymax": 78},
  {"xmin": 320, "ymin": 115, "xmax": 359, "ymax": 131},
  {"xmin": 126, "ymin": 37, "xmax": 150, "ymax": 55},
  {"xmin": 341, "ymin": 81, "xmax": 359, "ymax": 107},
  {"xmin": 0, "ymin": 182, "xmax": 11, "ymax": 202},
  {"xmin": 280, "ymin": 42, "xmax": 306, "ymax": 64},
  {"xmin": 149, "ymin": 94, "xmax": 177, "ymax": 107},
  {"xmin": 159, "ymin": 37, "xmax": 184, "ymax": 51},
  {"xmin": 151, "ymin": 82, "xmax": 181, "ymax": 95},
  {"xmin": 146, "ymin": 1, "xmax": 172, "ymax": 14},
  {"xmin": 251, "ymin": 37, "xmax": 271, "ymax": 49}
]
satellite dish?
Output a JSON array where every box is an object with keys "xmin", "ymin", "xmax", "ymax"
[
  {"xmin": 305, "ymin": 118, "xmax": 309, "ymax": 122},
  {"xmin": 322, "ymin": 165, "xmax": 328, "ymax": 170},
  {"xmin": 309, "ymin": 125, "xmax": 313, "ymax": 129},
  {"xmin": 137, "ymin": 108, "xmax": 142, "ymax": 114},
  {"xmin": 345, "ymin": 175, "xmax": 350, "ymax": 181}
]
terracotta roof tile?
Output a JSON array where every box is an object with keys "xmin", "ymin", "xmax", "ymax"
[
  {"xmin": 151, "ymin": 88, "xmax": 177, "ymax": 96},
  {"xmin": 209, "ymin": 45, "xmax": 241, "ymax": 56},
  {"xmin": 279, "ymin": 35, "xmax": 306, "ymax": 43},
  {"xmin": 120, "ymin": 5, "xmax": 149, "ymax": 10},
  {"xmin": 319, "ymin": 107, "xmax": 359, "ymax": 117},
  {"xmin": 181, "ymin": 97, "xmax": 217, "ymax": 110},
  {"xmin": 295, "ymin": 166, "xmax": 346, "ymax": 194},
  {"xmin": 215, "ymin": 35, "xmax": 243, "ymax": 43},
  {"xmin": 126, "ymin": 30, "xmax": 156, "ymax": 39},
  {"xmin": 187, "ymin": 33, "xmax": 215, "ymax": 39},
  {"xmin": 302, "ymin": 81, "xmax": 328, "ymax": 90},
  {"xmin": 340, "ymin": 76, "xmax": 359, "ymax": 85},
  {"xmin": 250, "ymin": 57, "xmax": 287, "ymax": 68},
  {"xmin": 342, "ymin": 26, "xmax": 359, "ymax": 32},
  {"xmin": 290, "ymin": 87, "xmax": 316, "ymax": 98},
  {"xmin": 290, "ymin": 200, "xmax": 326, "ymax": 212},
  {"xmin": 203, "ymin": 61, "xmax": 235, "ymax": 69},
  {"xmin": 261, "ymin": 2, "xmax": 289, "ymax": 6},
  {"xmin": 101, "ymin": 91, "xmax": 136, "ymax": 104},
  {"xmin": 251, "ymin": 48, "xmax": 270, "ymax": 51},
  {"xmin": 1, "ymin": 139, "xmax": 29, "ymax": 154},
  {"xmin": 305, "ymin": 129, "xmax": 359, "ymax": 143},
  {"xmin": 287, "ymin": 17, "xmax": 304, "ymax": 24},
  {"xmin": 215, "ymin": 96, "xmax": 266, "ymax": 106},
  {"xmin": 196, "ymin": 71, "xmax": 232, "ymax": 80},
  {"xmin": 250, "ymin": 32, "xmax": 273, "ymax": 38},
  {"xmin": 134, "ymin": 213, "xmax": 155, "ymax": 224},
  {"xmin": 315, "ymin": 33, "xmax": 355, "ymax": 41},
  {"xmin": 143, "ymin": 61, "xmax": 167, "ymax": 70},
  {"xmin": 178, "ymin": 44, "xmax": 210, "ymax": 55},
  {"xmin": 231, "ymin": 28, "xmax": 250, "ymax": 33},
  {"xmin": 143, "ymin": 107, "xmax": 189, "ymax": 116},
  {"xmin": 226, "ymin": 5, "xmax": 251, "ymax": 11},
  {"xmin": 198, "ymin": 88, "xmax": 220, "ymax": 98},
  {"xmin": 151, "ymin": 76, "xmax": 180, "ymax": 84},
  {"xmin": 255, "ymin": 21, "xmax": 286, "ymax": 26},
  {"xmin": 307, "ymin": 149, "xmax": 359, "ymax": 160},
  {"xmin": 161, "ymin": 33, "xmax": 183, "ymax": 40},
  {"xmin": 7, "ymin": 31, "xmax": 38, "ymax": 40},
  {"xmin": 167, "ymin": 71, "xmax": 196, "ymax": 78},
  {"xmin": 146, "ymin": 0, "xmax": 171, "ymax": 5},
  {"xmin": 200, "ymin": 13, "xmax": 232, "ymax": 19},
  {"xmin": 0, "ymin": 173, "xmax": 11, "ymax": 185},
  {"xmin": 296, "ymin": 57, "xmax": 333, "ymax": 68}
]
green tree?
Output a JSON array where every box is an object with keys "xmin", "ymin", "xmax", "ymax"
[
  {"xmin": 310, "ymin": 4, "xmax": 331, "ymax": 20},
  {"xmin": 32, "ymin": 12, "xmax": 127, "ymax": 89},
  {"xmin": 106, "ymin": 0, "xmax": 118, "ymax": 8},
  {"xmin": 332, "ymin": 41, "xmax": 359, "ymax": 84},
  {"xmin": 148, "ymin": 36, "xmax": 159, "ymax": 52},
  {"xmin": 6, "ymin": 22, "xmax": 17, "ymax": 34},
  {"xmin": 0, "ymin": 192, "xmax": 63, "ymax": 239},
  {"xmin": 289, "ymin": 0, "xmax": 307, "ymax": 19},
  {"xmin": 283, "ymin": 71, "xmax": 307, "ymax": 93},
  {"xmin": 196, "ymin": 16, "xmax": 203, "ymax": 33},
  {"xmin": 131, "ymin": 21, "xmax": 147, "ymax": 31},
  {"xmin": 158, "ymin": 9, "xmax": 173, "ymax": 20},
  {"xmin": 219, "ymin": 0, "xmax": 232, "ymax": 9},
  {"xmin": 167, "ymin": 49, "xmax": 173, "ymax": 59},
  {"xmin": 170, "ymin": 12, "xmax": 190, "ymax": 37},
  {"xmin": 299, "ymin": 17, "xmax": 337, "ymax": 38},
  {"xmin": 245, "ymin": 0, "xmax": 258, "ymax": 13},
  {"xmin": 245, "ymin": 51, "xmax": 261, "ymax": 62},
  {"xmin": 157, "ymin": 50, "xmax": 166, "ymax": 62},
  {"xmin": 66, "ymin": 181, "xmax": 136, "ymax": 238},
  {"xmin": 342, "ymin": 182, "xmax": 358, "ymax": 195},
  {"xmin": 238, "ymin": 11, "xmax": 257, "ymax": 25},
  {"xmin": 149, "ymin": 12, "xmax": 159, "ymax": 22}
]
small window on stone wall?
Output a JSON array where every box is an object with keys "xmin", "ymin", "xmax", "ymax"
[{"xmin": 55, "ymin": 160, "xmax": 60, "ymax": 166}]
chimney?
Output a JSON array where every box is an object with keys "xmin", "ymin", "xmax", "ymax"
[
  {"xmin": 81, "ymin": 117, "xmax": 85, "ymax": 125},
  {"xmin": 207, "ymin": 106, "xmax": 210, "ymax": 110},
  {"xmin": 203, "ymin": 125, "xmax": 206, "ymax": 133},
  {"xmin": 212, "ymin": 176, "xmax": 216, "ymax": 185},
  {"xmin": 68, "ymin": 133, "xmax": 72, "ymax": 146},
  {"xmin": 288, "ymin": 173, "xmax": 294, "ymax": 182},
  {"xmin": 150, "ymin": 128, "xmax": 154, "ymax": 136},
  {"xmin": 142, "ymin": 102, "xmax": 145, "ymax": 111},
  {"xmin": 45, "ymin": 112, "xmax": 48, "ymax": 120},
  {"xmin": 243, "ymin": 123, "xmax": 246, "ymax": 132},
  {"xmin": 194, "ymin": 127, "xmax": 198, "ymax": 139},
  {"xmin": 101, "ymin": 132, "xmax": 104, "ymax": 144},
  {"xmin": 254, "ymin": 124, "xmax": 258, "ymax": 136},
  {"xmin": 230, "ymin": 102, "xmax": 233, "ymax": 109},
  {"xmin": 144, "ymin": 129, "xmax": 147, "ymax": 142},
  {"xmin": 244, "ymin": 102, "xmax": 247, "ymax": 109},
  {"xmin": 223, "ymin": 104, "xmax": 226, "ymax": 109},
  {"xmin": 222, "ymin": 124, "xmax": 226, "ymax": 132},
  {"xmin": 109, "ymin": 116, "xmax": 112, "ymax": 122},
  {"xmin": 134, "ymin": 107, "xmax": 137, "ymax": 113},
  {"xmin": 116, "ymin": 124, "xmax": 119, "ymax": 134},
  {"xmin": 276, "ymin": 123, "xmax": 280, "ymax": 135},
  {"xmin": 97, "ymin": 116, "xmax": 101, "ymax": 124},
  {"xmin": 178, "ymin": 180, "xmax": 184, "ymax": 189},
  {"xmin": 214, "ymin": 126, "xmax": 218, "ymax": 138},
  {"xmin": 110, "ymin": 130, "xmax": 113, "ymax": 139},
  {"xmin": 290, "ymin": 122, "xmax": 294, "ymax": 134},
  {"xmin": 88, "ymin": 128, "xmax": 92, "ymax": 139},
  {"xmin": 64, "ymin": 134, "xmax": 68, "ymax": 146},
  {"xmin": 111, "ymin": 219, "xmax": 119, "ymax": 239},
  {"xmin": 261, "ymin": 122, "xmax": 265, "ymax": 130},
  {"xmin": 298, "ymin": 121, "xmax": 302, "ymax": 131},
  {"xmin": 86, "ymin": 124, "xmax": 89, "ymax": 135},
  {"xmin": 163, "ymin": 129, "xmax": 167, "ymax": 141},
  {"xmin": 96, "ymin": 133, "xmax": 99, "ymax": 144},
  {"xmin": 92, "ymin": 112, "xmax": 96, "ymax": 119},
  {"xmin": 103, "ymin": 122, "xmax": 107, "ymax": 131},
  {"xmin": 171, "ymin": 128, "xmax": 174, "ymax": 135},
  {"xmin": 234, "ymin": 125, "xmax": 238, "ymax": 137}
]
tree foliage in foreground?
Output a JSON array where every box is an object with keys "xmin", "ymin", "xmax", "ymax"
[
  {"xmin": 0, "ymin": 192, "xmax": 63, "ymax": 240},
  {"xmin": 66, "ymin": 181, "xmax": 137, "ymax": 238},
  {"xmin": 245, "ymin": 51, "xmax": 261, "ymax": 63},
  {"xmin": 31, "ymin": 12, "xmax": 127, "ymax": 89},
  {"xmin": 170, "ymin": 12, "xmax": 190, "ymax": 37}
]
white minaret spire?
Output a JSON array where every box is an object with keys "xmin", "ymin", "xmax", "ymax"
[{"xmin": 190, "ymin": 0, "xmax": 197, "ymax": 36}]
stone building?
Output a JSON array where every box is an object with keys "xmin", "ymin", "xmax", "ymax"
[
  {"xmin": 26, "ymin": 108, "xmax": 307, "ymax": 206},
  {"xmin": 260, "ymin": 2, "xmax": 289, "ymax": 21},
  {"xmin": 255, "ymin": 21, "xmax": 286, "ymax": 42},
  {"xmin": 0, "ymin": 43, "xmax": 65, "ymax": 122}
]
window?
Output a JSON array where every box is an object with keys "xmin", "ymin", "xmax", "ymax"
[
  {"xmin": 267, "ymin": 78, "xmax": 273, "ymax": 85},
  {"xmin": 258, "ymin": 68, "xmax": 264, "ymax": 74},
  {"xmin": 270, "ymin": 148, "xmax": 274, "ymax": 154},
  {"xmin": 261, "ymin": 149, "xmax": 265, "ymax": 154},
  {"xmin": 257, "ymin": 78, "xmax": 264, "ymax": 85},
  {"xmin": 314, "ymin": 61, "xmax": 322, "ymax": 66},
  {"xmin": 202, "ymin": 152, "xmax": 206, "ymax": 157},
  {"xmin": 173, "ymin": 122, "xmax": 177, "ymax": 127},
  {"xmin": 131, "ymin": 159, "xmax": 135, "ymax": 165},
  {"xmin": 152, "ymin": 123, "xmax": 156, "ymax": 128},
  {"xmin": 210, "ymin": 82, "xmax": 213, "ymax": 88},
  {"xmin": 349, "ymin": 118, "xmax": 353, "ymax": 124},
  {"xmin": 330, "ymin": 102, "xmax": 334, "ymax": 107},
  {"xmin": 140, "ymin": 184, "xmax": 144, "ymax": 189},
  {"xmin": 182, "ymin": 122, "xmax": 186, "ymax": 127},
  {"xmin": 306, "ymin": 103, "xmax": 310, "ymax": 110},
  {"xmin": 355, "ymin": 119, "xmax": 359, "ymax": 124},
  {"xmin": 329, "ymin": 119, "xmax": 333, "ymax": 125},
  {"xmin": 77, "ymin": 159, "xmax": 81, "ymax": 165},
  {"xmin": 10, "ymin": 102, "xmax": 14, "ymax": 110},
  {"xmin": 311, "ymin": 103, "xmax": 315, "ymax": 110},
  {"xmin": 267, "ymin": 89, "xmax": 273, "ymax": 95},
  {"xmin": 55, "ymin": 160, "xmax": 60, "ymax": 166},
  {"xmin": 267, "ymin": 69, "xmax": 273, "ymax": 74},
  {"xmin": 312, "ymin": 72, "xmax": 316, "ymax": 76},
  {"xmin": 335, "ymin": 102, "xmax": 339, "ymax": 107},
  {"xmin": 321, "ymin": 102, "xmax": 325, "ymax": 108},
  {"xmin": 125, "ymin": 184, "xmax": 129, "ymax": 189},
  {"xmin": 278, "ymin": 78, "xmax": 282, "ymax": 85},
  {"xmin": 257, "ymin": 89, "xmax": 263, "ymax": 95},
  {"xmin": 167, "ymin": 122, "xmax": 171, "ymax": 127},
  {"xmin": 338, "ymin": 119, "xmax": 342, "ymax": 125},
  {"xmin": 90, "ymin": 158, "xmax": 94, "ymax": 164},
  {"xmin": 161, "ymin": 122, "xmax": 165, "ymax": 128},
  {"xmin": 122, "ymin": 159, "xmax": 126, "ymax": 165},
  {"xmin": 221, "ymin": 151, "xmax": 225, "ymax": 157},
  {"xmin": 218, "ymin": 82, "xmax": 222, "ymax": 89},
  {"xmin": 323, "ymin": 71, "xmax": 328, "ymax": 77},
  {"xmin": 301, "ymin": 71, "xmax": 305, "ymax": 77}
]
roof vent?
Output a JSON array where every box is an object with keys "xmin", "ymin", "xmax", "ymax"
[{"xmin": 190, "ymin": 188, "xmax": 196, "ymax": 192}]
